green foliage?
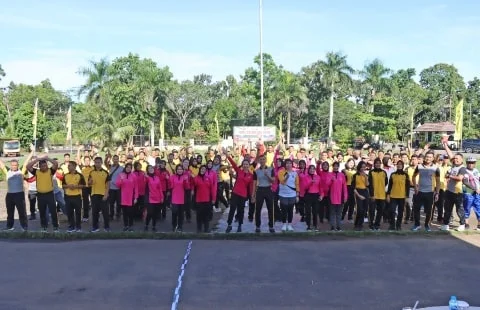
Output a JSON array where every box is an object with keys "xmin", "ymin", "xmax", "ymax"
[{"xmin": 12, "ymin": 101, "xmax": 48, "ymax": 147}]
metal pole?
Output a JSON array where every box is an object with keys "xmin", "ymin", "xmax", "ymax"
[{"xmin": 259, "ymin": 0, "xmax": 264, "ymax": 134}]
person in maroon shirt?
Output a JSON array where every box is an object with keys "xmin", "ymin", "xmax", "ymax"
[{"xmin": 224, "ymin": 150, "xmax": 254, "ymax": 233}]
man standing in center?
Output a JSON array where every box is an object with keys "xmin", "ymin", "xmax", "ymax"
[{"xmin": 252, "ymin": 155, "xmax": 275, "ymax": 233}]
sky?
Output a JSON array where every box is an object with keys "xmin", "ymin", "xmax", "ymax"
[{"xmin": 1, "ymin": 0, "xmax": 479, "ymax": 96}]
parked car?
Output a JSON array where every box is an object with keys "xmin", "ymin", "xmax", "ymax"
[{"xmin": 462, "ymin": 139, "xmax": 480, "ymax": 153}]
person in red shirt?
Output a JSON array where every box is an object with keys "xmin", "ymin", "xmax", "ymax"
[
  {"xmin": 133, "ymin": 162, "xmax": 146, "ymax": 220},
  {"xmin": 225, "ymin": 151, "xmax": 254, "ymax": 233},
  {"xmin": 182, "ymin": 159, "xmax": 194, "ymax": 223},
  {"xmin": 115, "ymin": 163, "xmax": 138, "ymax": 232},
  {"xmin": 144, "ymin": 165, "xmax": 164, "ymax": 232},
  {"xmin": 192, "ymin": 165, "xmax": 216, "ymax": 233},
  {"xmin": 302, "ymin": 165, "xmax": 321, "ymax": 231}
]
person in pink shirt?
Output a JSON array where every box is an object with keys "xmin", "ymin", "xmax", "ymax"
[
  {"xmin": 302, "ymin": 165, "xmax": 321, "ymax": 231},
  {"xmin": 317, "ymin": 161, "xmax": 333, "ymax": 223},
  {"xmin": 154, "ymin": 158, "xmax": 170, "ymax": 220},
  {"xmin": 133, "ymin": 162, "xmax": 146, "ymax": 220},
  {"xmin": 192, "ymin": 165, "xmax": 216, "ymax": 233},
  {"xmin": 115, "ymin": 163, "xmax": 138, "ymax": 232},
  {"xmin": 182, "ymin": 159, "xmax": 194, "ymax": 223},
  {"xmin": 296, "ymin": 160, "xmax": 307, "ymax": 221},
  {"xmin": 329, "ymin": 162, "xmax": 348, "ymax": 231},
  {"xmin": 144, "ymin": 165, "xmax": 164, "ymax": 232},
  {"xmin": 272, "ymin": 154, "xmax": 284, "ymax": 222},
  {"xmin": 168, "ymin": 164, "xmax": 191, "ymax": 232}
]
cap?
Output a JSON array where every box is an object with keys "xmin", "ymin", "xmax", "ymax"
[{"xmin": 466, "ymin": 156, "xmax": 477, "ymax": 163}]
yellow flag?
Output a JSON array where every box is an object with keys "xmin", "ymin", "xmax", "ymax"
[
  {"xmin": 66, "ymin": 105, "xmax": 72, "ymax": 141},
  {"xmin": 32, "ymin": 98, "xmax": 38, "ymax": 140},
  {"xmin": 454, "ymin": 99, "xmax": 463, "ymax": 141}
]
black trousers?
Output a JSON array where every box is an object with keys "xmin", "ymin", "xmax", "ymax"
[
  {"xmin": 368, "ymin": 199, "xmax": 385, "ymax": 229},
  {"xmin": 319, "ymin": 197, "xmax": 330, "ymax": 222},
  {"xmin": 134, "ymin": 195, "xmax": 145, "ymax": 219},
  {"xmin": 296, "ymin": 196, "xmax": 305, "ymax": 217},
  {"xmin": 248, "ymin": 200, "xmax": 255, "ymax": 220},
  {"xmin": 196, "ymin": 202, "xmax": 211, "ymax": 232},
  {"xmin": 435, "ymin": 189, "xmax": 445, "ymax": 221},
  {"xmin": 82, "ymin": 187, "xmax": 91, "ymax": 219},
  {"xmin": 37, "ymin": 192, "xmax": 58, "ymax": 229},
  {"xmin": 184, "ymin": 190, "xmax": 192, "ymax": 221},
  {"xmin": 109, "ymin": 189, "xmax": 121, "ymax": 218},
  {"xmin": 65, "ymin": 195, "xmax": 82, "ymax": 230},
  {"xmin": 414, "ymin": 192, "xmax": 434, "ymax": 227},
  {"xmin": 273, "ymin": 191, "xmax": 281, "ymax": 221},
  {"xmin": 342, "ymin": 185, "xmax": 355, "ymax": 220},
  {"xmin": 304, "ymin": 192, "xmax": 319, "ymax": 228},
  {"xmin": 215, "ymin": 182, "xmax": 229, "ymax": 208},
  {"xmin": 28, "ymin": 191, "xmax": 37, "ymax": 216},
  {"xmin": 122, "ymin": 206, "xmax": 134, "ymax": 228},
  {"xmin": 6, "ymin": 192, "xmax": 27, "ymax": 229},
  {"xmin": 159, "ymin": 191, "xmax": 167, "ymax": 219},
  {"xmin": 171, "ymin": 204, "xmax": 184, "ymax": 230},
  {"xmin": 146, "ymin": 203, "xmax": 160, "ymax": 227},
  {"xmin": 443, "ymin": 191, "xmax": 465, "ymax": 226},
  {"xmin": 91, "ymin": 194, "xmax": 109, "ymax": 230},
  {"xmin": 279, "ymin": 197, "xmax": 295, "ymax": 223},
  {"xmin": 389, "ymin": 198, "xmax": 405, "ymax": 229},
  {"xmin": 227, "ymin": 193, "xmax": 247, "ymax": 226},
  {"xmin": 354, "ymin": 189, "xmax": 369, "ymax": 228},
  {"xmin": 255, "ymin": 187, "xmax": 274, "ymax": 228}
]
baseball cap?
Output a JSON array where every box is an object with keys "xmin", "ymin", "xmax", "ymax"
[{"xmin": 466, "ymin": 156, "xmax": 477, "ymax": 163}]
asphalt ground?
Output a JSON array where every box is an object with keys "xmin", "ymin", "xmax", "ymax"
[{"xmin": 1, "ymin": 235, "xmax": 480, "ymax": 310}]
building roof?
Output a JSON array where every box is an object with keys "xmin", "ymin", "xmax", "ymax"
[{"xmin": 414, "ymin": 122, "xmax": 455, "ymax": 133}]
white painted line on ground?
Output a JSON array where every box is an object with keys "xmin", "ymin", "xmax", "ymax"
[{"xmin": 171, "ymin": 240, "xmax": 193, "ymax": 310}]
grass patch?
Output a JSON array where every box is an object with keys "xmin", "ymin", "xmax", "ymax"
[{"xmin": 0, "ymin": 230, "xmax": 477, "ymax": 241}]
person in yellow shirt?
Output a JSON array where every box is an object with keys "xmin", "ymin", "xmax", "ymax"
[
  {"xmin": 79, "ymin": 156, "xmax": 93, "ymax": 223},
  {"xmin": 368, "ymin": 158, "xmax": 388, "ymax": 230},
  {"xmin": 265, "ymin": 145, "xmax": 275, "ymax": 167},
  {"xmin": 352, "ymin": 161, "xmax": 370, "ymax": 231},
  {"xmin": 405, "ymin": 155, "xmax": 419, "ymax": 224},
  {"xmin": 26, "ymin": 156, "xmax": 59, "ymax": 232},
  {"xmin": 341, "ymin": 159, "xmax": 356, "ymax": 222},
  {"xmin": 63, "ymin": 162, "xmax": 86, "ymax": 233},
  {"xmin": 387, "ymin": 160, "xmax": 410, "ymax": 231},
  {"xmin": 435, "ymin": 154, "xmax": 450, "ymax": 223},
  {"xmin": 89, "ymin": 157, "xmax": 111, "ymax": 232}
]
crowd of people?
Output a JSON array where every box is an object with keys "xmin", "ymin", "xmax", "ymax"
[{"xmin": 0, "ymin": 137, "xmax": 479, "ymax": 234}]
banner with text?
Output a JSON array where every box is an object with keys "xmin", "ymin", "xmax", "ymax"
[{"xmin": 233, "ymin": 126, "xmax": 276, "ymax": 142}]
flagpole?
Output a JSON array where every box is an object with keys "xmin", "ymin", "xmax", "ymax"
[{"xmin": 259, "ymin": 0, "xmax": 264, "ymax": 137}]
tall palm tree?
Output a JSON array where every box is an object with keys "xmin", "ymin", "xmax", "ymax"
[
  {"xmin": 360, "ymin": 58, "xmax": 392, "ymax": 112},
  {"xmin": 274, "ymin": 71, "xmax": 309, "ymax": 145},
  {"xmin": 77, "ymin": 58, "xmax": 110, "ymax": 106},
  {"xmin": 319, "ymin": 52, "xmax": 354, "ymax": 144}
]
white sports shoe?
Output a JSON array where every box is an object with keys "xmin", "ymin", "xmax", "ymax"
[
  {"xmin": 440, "ymin": 225, "xmax": 450, "ymax": 231},
  {"xmin": 281, "ymin": 224, "xmax": 287, "ymax": 232},
  {"xmin": 287, "ymin": 224, "xmax": 294, "ymax": 231},
  {"xmin": 456, "ymin": 224, "xmax": 465, "ymax": 232},
  {"xmin": 214, "ymin": 207, "xmax": 222, "ymax": 213}
]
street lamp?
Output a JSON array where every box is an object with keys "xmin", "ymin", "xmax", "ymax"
[{"xmin": 259, "ymin": 0, "xmax": 264, "ymax": 134}]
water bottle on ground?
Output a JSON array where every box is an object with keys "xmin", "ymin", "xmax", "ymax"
[{"xmin": 449, "ymin": 296, "xmax": 458, "ymax": 310}]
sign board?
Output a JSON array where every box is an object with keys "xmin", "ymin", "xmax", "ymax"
[{"xmin": 233, "ymin": 126, "xmax": 276, "ymax": 142}]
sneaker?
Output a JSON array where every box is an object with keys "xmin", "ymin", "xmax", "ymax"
[
  {"xmin": 411, "ymin": 226, "xmax": 421, "ymax": 231},
  {"xmin": 306, "ymin": 227, "xmax": 312, "ymax": 231},
  {"xmin": 336, "ymin": 227, "xmax": 342, "ymax": 232},
  {"xmin": 177, "ymin": 228, "xmax": 183, "ymax": 233},
  {"xmin": 76, "ymin": 229, "xmax": 82, "ymax": 233},
  {"xmin": 3, "ymin": 227, "xmax": 14, "ymax": 231},
  {"xmin": 122, "ymin": 227, "xmax": 129, "ymax": 232},
  {"xmin": 255, "ymin": 227, "xmax": 261, "ymax": 233},
  {"xmin": 67, "ymin": 228, "xmax": 75, "ymax": 233},
  {"xmin": 21, "ymin": 227, "xmax": 28, "ymax": 232},
  {"xmin": 53, "ymin": 228, "xmax": 59, "ymax": 233},
  {"xmin": 456, "ymin": 224, "xmax": 465, "ymax": 232},
  {"xmin": 287, "ymin": 224, "xmax": 294, "ymax": 232},
  {"xmin": 314, "ymin": 227, "xmax": 319, "ymax": 232},
  {"xmin": 236, "ymin": 225, "xmax": 242, "ymax": 233},
  {"xmin": 331, "ymin": 226, "xmax": 336, "ymax": 231},
  {"xmin": 41, "ymin": 227, "xmax": 48, "ymax": 233},
  {"xmin": 226, "ymin": 225, "xmax": 232, "ymax": 233},
  {"xmin": 425, "ymin": 225, "xmax": 431, "ymax": 232},
  {"xmin": 82, "ymin": 218, "xmax": 89, "ymax": 223},
  {"xmin": 281, "ymin": 224, "xmax": 287, "ymax": 232},
  {"xmin": 440, "ymin": 225, "xmax": 450, "ymax": 231},
  {"xmin": 29, "ymin": 215, "xmax": 36, "ymax": 220},
  {"xmin": 214, "ymin": 207, "xmax": 222, "ymax": 213},
  {"xmin": 269, "ymin": 227, "xmax": 275, "ymax": 233},
  {"xmin": 91, "ymin": 228, "xmax": 100, "ymax": 233}
]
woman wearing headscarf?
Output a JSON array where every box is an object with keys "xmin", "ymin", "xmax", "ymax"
[
  {"xmin": 154, "ymin": 158, "xmax": 170, "ymax": 221},
  {"xmin": 329, "ymin": 162, "xmax": 348, "ymax": 231},
  {"xmin": 115, "ymin": 163, "xmax": 138, "ymax": 231},
  {"xmin": 302, "ymin": 165, "xmax": 321, "ymax": 231},
  {"xmin": 144, "ymin": 165, "xmax": 164, "ymax": 232},
  {"xmin": 192, "ymin": 165, "xmax": 216, "ymax": 233},
  {"xmin": 168, "ymin": 164, "xmax": 191, "ymax": 232}
]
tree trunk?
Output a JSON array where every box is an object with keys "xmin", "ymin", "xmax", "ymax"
[
  {"xmin": 409, "ymin": 106, "xmax": 415, "ymax": 146},
  {"xmin": 178, "ymin": 118, "xmax": 185, "ymax": 139},
  {"xmin": 328, "ymin": 81, "xmax": 334, "ymax": 146}
]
